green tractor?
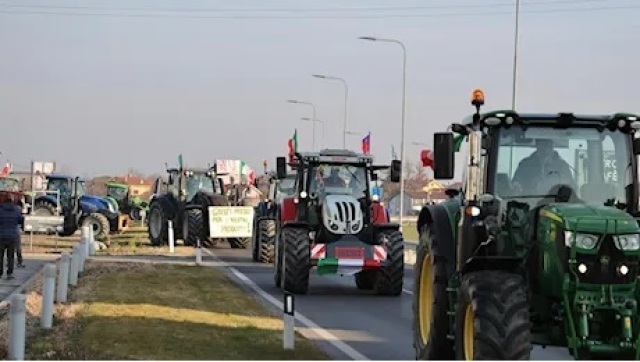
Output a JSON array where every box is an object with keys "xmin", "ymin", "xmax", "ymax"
[
  {"xmin": 105, "ymin": 181, "xmax": 149, "ymax": 222},
  {"xmin": 413, "ymin": 89, "xmax": 640, "ymax": 360}
]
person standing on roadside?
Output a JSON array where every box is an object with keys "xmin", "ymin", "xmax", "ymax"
[{"xmin": 0, "ymin": 193, "xmax": 24, "ymax": 279}]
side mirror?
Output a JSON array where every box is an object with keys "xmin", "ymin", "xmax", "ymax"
[
  {"xmin": 371, "ymin": 172, "xmax": 378, "ymax": 182},
  {"xmin": 633, "ymin": 138, "xmax": 640, "ymax": 155},
  {"xmin": 390, "ymin": 160, "xmax": 401, "ymax": 182},
  {"xmin": 276, "ymin": 157, "xmax": 287, "ymax": 179},
  {"xmin": 433, "ymin": 132, "xmax": 455, "ymax": 179}
]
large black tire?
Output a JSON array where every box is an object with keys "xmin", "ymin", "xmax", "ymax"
[
  {"xmin": 413, "ymin": 225, "xmax": 455, "ymax": 360},
  {"xmin": 183, "ymin": 209, "xmax": 203, "ymax": 247},
  {"xmin": 258, "ymin": 219, "xmax": 276, "ymax": 263},
  {"xmin": 355, "ymin": 270, "xmax": 376, "ymax": 290},
  {"xmin": 374, "ymin": 229, "xmax": 404, "ymax": 296},
  {"xmin": 251, "ymin": 217, "xmax": 260, "ymax": 262},
  {"xmin": 282, "ymin": 227, "xmax": 311, "ymax": 294},
  {"xmin": 274, "ymin": 234, "xmax": 283, "ymax": 288},
  {"xmin": 148, "ymin": 203, "xmax": 167, "ymax": 246},
  {"xmin": 32, "ymin": 200, "xmax": 56, "ymax": 216},
  {"xmin": 455, "ymin": 270, "xmax": 531, "ymax": 360},
  {"xmin": 228, "ymin": 237, "xmax": 250, "ymax": 249},
  {"xmin": 82, "ymin": 213, "xmax": 110, "ymax": 241}
]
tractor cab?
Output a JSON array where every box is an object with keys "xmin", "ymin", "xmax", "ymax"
[
  {"xmin": 414, "ymin": 89, "xmax": 640, "ymax": 360},
  {"xmin": 0, "ymin": 176, "xmax": 28, "ymax": 213}
]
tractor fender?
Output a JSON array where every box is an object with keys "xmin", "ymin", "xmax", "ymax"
[
  {"xmin": 373, "ymin": 223, "xmax": 400, "ymax": 232},
  {"xmin": 96, "ymin": 208, "xmax": 118, "ymax": 221},
  {"xmin": 417, "ymin": 205, "xmax": 456, "ymax": 273},
  {"xmin": 184, "ymin": 204, "xmax": 203, "ymax": 212},
  {"xmin": 35, "ymin": 194, "xmax": 59, "ymax": 207},
  {"xmin": 279, "ymin": 197, "xmax": 297, "ymax": 223},
  {"xmin": 150, "ymin": 195, "xmax": 178, "ymax": 220},
  {"xmin": 282, "ymin": 220, "xmax": 309, "ymax": 229}
]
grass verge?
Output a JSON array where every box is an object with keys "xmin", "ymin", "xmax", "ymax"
[
  {"xmin": 402, "ymin": 221, "xmax": 418, "ymax": 242},
  {"xmin": 26, "ymin": 262, "xmax": 328, "ymax": 360}
]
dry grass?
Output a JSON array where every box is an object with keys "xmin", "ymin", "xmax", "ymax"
[{"xmin": 24, "ymin": 262, "xmax": 328, "ymax": 360}]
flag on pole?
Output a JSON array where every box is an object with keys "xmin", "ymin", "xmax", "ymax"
[
  {"xmin": 0, "ymin": 162, "xmax": 10, "ymax": 177},
  {"xmin": 421, "ymin": 149, "xmax": 434, "ymax": 168},
  {"xmin": 454, "ymin": 134, "xmax": 465, "ymax": 152},
  {"xmin": 288, "ymin": 129, "xmax": 298, "ymax": 163},
  {"xmin": 362, "ymin": 132, "xmax": 371, "ymax": 154}
]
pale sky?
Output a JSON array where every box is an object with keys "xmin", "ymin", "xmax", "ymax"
[{"xmin": 0, "ymin": 0, "xmax": 638, "ymax": 180}]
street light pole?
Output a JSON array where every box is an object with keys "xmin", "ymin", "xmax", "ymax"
[
  {"xmin": 286, "ymin": 100, "xmax": 317, "ymax": 151},
  {"xmin": 301, "ymin": 117, "xmax": 325, "ymax": 147},
  {"xmin": 359, "ymin": 36, "xmax": 407, "ymax": 232},
  {"xmin": 312, "ymin": 74, "xmax": 349, "ymax": 149},
  {"xmin": 512, "ymin": 0, "xmax": 520, "ymax": 110}
]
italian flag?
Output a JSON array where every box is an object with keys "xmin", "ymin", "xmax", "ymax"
[
  {"xmin": 316, "ymin": 258, "xmax": 381, "ymax": 276},
  {"xmin": 239, "ymin": 161, "xmax": 255, "ymax": 184},
  {"xmin": 288, "ymin": 129, "xmax": 298, "ymax": 154}
]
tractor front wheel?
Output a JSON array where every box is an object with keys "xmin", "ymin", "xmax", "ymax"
[
  {"xmin": 148, "ymin": 203, "xmax": 167, "ymax": 246},
  {"xmin": 413, "ymin": 225, "xmax": 455, "ymax": 360},
  {"xmin": 282, "ymin": 226, "xmax": 310, "ymax": 294},
  {"xmin": 374, "ymin": 229, "xmax": 404, "ymax": 296},
  {"xmin": 455, "ymin": 270, "xmax": 531, "ymax": 360},
  {"xmin": 82, "ymin": 213, "xmax": 110, "ymax": 242},
  {"xmin": 183, "ymin": 209, "xmax": 203, "ymax": 247},
  {"xmin": 258, "ymin": 219, "xmax": 276, "ymax": 263}
]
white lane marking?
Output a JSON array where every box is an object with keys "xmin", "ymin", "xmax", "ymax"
[{"xmin": 202, "ymin": 248, "xmax": 370, "ymax": 361}]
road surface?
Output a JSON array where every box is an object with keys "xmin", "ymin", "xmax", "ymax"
[{"xmin": 204, "ymin": 242, "xmax": 575, "ymax": 360}]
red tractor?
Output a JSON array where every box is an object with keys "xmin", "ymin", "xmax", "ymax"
[
  {"xmin": 272, "ymin": 149, "xmax": 404, "ymax": 295},
  {"xmin": 0, "ymin": 176, "xmax": 28, "ymax": 213}
]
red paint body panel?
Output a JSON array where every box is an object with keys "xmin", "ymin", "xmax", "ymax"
[
  {"xmin": 370, "ymin": 202, "xmax": 388, "ymax": 224},
  {"xmin": 279, "ymin": 196, "xmax": 297, "ymax": 223}
]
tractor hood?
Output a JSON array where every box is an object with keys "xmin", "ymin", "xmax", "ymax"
[
  {"xmin": 541, "ymin": 203, "xmax": 640, "ymax": 235},
  {"xmin": 80, "ymin": 195, "xmax": 117, "ymax": 213}
]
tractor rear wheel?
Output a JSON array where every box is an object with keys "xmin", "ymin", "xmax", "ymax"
[
  {"xmin": 259, "ymin": 219, "xmax": 276, "ymax": 263},
  {"xmin": 148, "ymin": 203, "xmax": 167, "ymax": 246},
  {"xmin": 282, "ymin": 226, "xmax": 310, "ymax": 294},
  {"xmin": 273, "ymin": 235, "xmax": 283, "ymax": 288},
  {"xmin": 228, "ymin": 237, "xmax": 250, "ymax": 249},
  {"xmin": 251, "ymin": 218, "xmax": 260, "ymax": 262},
  {"xmin": 183, "ymin": 209, "xmax": 203, "ymax": 247},
  {"xmin": 413, "ymin": 225, "xmax": 455, "ymax": 360},
  {"xmin": 355, "ymin": 270, "xmax": 376, "ymax": 290},
  {"xmin": 374, "ymin": 229, "xmax": 404, "ymax": 296},
  {"xmin": 82, "ymin": 213, "xmax": 110, "ymax": 241},
  {"xmin": 455, "ymin": 270, "xmax": 531, "ymax": 360}
]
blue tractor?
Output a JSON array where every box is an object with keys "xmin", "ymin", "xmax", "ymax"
[{"xmin": 31, "ymin": 174, "xmax": 128, "ymax": 241}]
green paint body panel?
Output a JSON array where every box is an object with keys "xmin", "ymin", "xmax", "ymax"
[{"xmin": 105, "ymin": 181, "xmax": 150, "ymax": 217}]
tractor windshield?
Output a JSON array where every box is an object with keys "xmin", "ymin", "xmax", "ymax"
[
  {"xmin": 185, "ymin": 173, "xmax": 215, "ymax": 199},
  {"xmin": 0, "ymin": 178, "xmax": 19, "ymax": 192},
  {"xmin": 308, "ymin": 163, "xmax": 368, "ymax": 199},
  {"xmin": 277, "ymin": 177, "xmax": 296, "ymax": 196},
  {"xmin": 493, "ymin": 126, "xmax": 632, "ymax": 207},
  {"xmin": 107, "ymin": 185, "xmax": 127, "ymax": 200}
]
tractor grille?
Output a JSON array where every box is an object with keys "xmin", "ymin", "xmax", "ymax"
[
  {"xmin": 334, "ymin": 201, "xmax": 358, "ymax": 222},
  {"xmin": 574, "ymin": 235, "xmax": 638, "ymax": 285}
]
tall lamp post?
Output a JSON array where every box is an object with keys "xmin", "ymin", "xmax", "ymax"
[
  {"xmin": 286, "ymin": 100, "xmax": 317, "ymax": 151},
  {"xmin": 301, "ymin": 117, "xmax": 325, "ymax": 148},
  {"xmin": 512, "ymin": 0, "xmax": 521, "ymax": 110},
  {"xmin": 312, "ymin": 74, "xmax": 349, "ymax": 148},
  {"xmin": 359, "ymin": 36, "xmax": 407, "ymax": 232}
]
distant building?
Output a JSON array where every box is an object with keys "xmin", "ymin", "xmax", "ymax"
[{"xmin": 113, "ymin": 175, "xmax": 154, "ymax": 198}]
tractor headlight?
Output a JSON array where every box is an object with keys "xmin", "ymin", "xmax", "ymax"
[
  {"xmin": 613, "ymin": 234, "xmax": 640, "ymax": 251},
  {"xmin": 564, "ymin": 231, "xmax": 598, "ymax": 249},
  {"xmin": 300, "ymin": 191, "xmax": 308, "ymax": 199}
]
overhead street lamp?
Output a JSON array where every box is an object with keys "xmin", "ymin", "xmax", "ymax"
[
  {"xmin": 301, "ymin": 117, "xmax": 325, "ymax": 147},
  {"xmin": 286, "ymin": 99, "xmax": 317, "ymax": 151},
  {"xmin": 312, "ymin": 74, "xmax": 349, "ymax": 148},
  {"xmin": 359, "ymin": 35, "xmax": 408, "ymax": 232}
]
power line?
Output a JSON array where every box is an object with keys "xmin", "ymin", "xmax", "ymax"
[
  {"xmin": 0, "ymin": 4, "xmax": 637, "ymax": 19},
  {"xmin": 0, "ymin": 0, "xmax": 620, "ymax": 13}
]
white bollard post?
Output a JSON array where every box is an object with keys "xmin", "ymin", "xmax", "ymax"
[
  {"xmin": 140, "ymin": 209, "xmax": 146, "ymax": 227},
  {"xmin": 68, "ymin": 246, "xmax": 79, "ymax": 287},
  {"xmin": 81, "ymin": 226, "xmax": 90, "ymax": 256},
  {"xmin": 283, "ymin": 292, "xmax": 295, "ymax": 350},
  {"xmin": 41, "ymin": 263, "xmax": 56, "ymax": 329},
  {"xmin": 195, "ymin": 237, "xmax": 202, "ymax": 265},
  {"xmin": 56, "ymin": 252, "xmax": 70, "ymax": 303},
  {"xmin": 8, "ymin": 294, "xmax": 26, "ymax": 360},
  {"xmin": 88, "ymin": 227, "xmax": 96, "ymax": 255},
  {"xmin": 168, "ymin": 221, "xmax": 175, "ymax": 253},
  {"xmin": 78, "ymin": 239, "xmax": 86, "ymax": 273}
]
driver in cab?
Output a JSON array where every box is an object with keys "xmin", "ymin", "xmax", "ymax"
[
  {"xmin": 324, "ymin": 167, "xmax": 346, "ymax": 188},
  {"xmin": 512, "ymin": 138, "xmax": 574, "ymax": 194}
]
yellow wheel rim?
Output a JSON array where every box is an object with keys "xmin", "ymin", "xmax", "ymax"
[
  {"xmin": 418, "ymin": 252, "xmax": 433, "ymax": 344},
  {"xmin": 463, "ymin": 304, "xmax": 474, "ymax": 360}
]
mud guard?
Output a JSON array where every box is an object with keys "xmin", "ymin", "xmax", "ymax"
[{"xmin": 416, "ymin": 205, "xmax": 456, "ymax": 275}]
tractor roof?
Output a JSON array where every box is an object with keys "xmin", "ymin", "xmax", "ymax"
[
  {"xmin": 298, "ymin": 148, "xmax": 373, "ymax": 164},
  {"xmin": 106, "ymin": 181, "xmax": 128, "ymax": 187},
  {"xmin": 47, "ymin": 174, "xmax": 86, "ymax": 182},
  {"xmin": 462, "ymin": 111, "xmax": 640, "ymax": 128}
]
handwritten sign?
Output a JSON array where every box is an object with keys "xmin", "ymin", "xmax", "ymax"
[{"xmin": 208, "ymin": 206, "xmax": 254, "ymax": 238}]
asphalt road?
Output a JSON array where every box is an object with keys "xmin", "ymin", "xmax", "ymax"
[{"xmin": 204, "ymin": 242, "xmax": 576, "ymax": 361}]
